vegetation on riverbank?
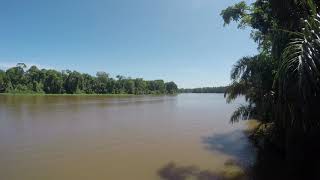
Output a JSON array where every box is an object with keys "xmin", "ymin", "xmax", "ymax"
[
  {"xmin": 221, "ymin": 0, "xmax": 320, "ymax": 178},
  {"xmin": 0, "ymin": 64, "xmax": 178, "ymax": 95},
  {"xmin": 179, "ymin": 86, "xmax": 227, "ymax": 93},
  {"xmin": 0, "ymin": 93, "xmax": 137, "ymax": 97}
]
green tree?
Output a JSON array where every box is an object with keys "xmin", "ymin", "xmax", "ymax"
[
  {"xmin": 94, "ymin": 71, "xmax": 109, "ymax": 94},
  {"xmin": 6, "ymin": 63, "xmax": 27, "ymax": 90},
  {"xmin": 114, "ymin": 75, "xmax": 126, "ymax": 94},
  {"xmin": 26, "ymin": 65, "xmax": 44, "ymax": 93},
  {"xmin": 0, "ymin": 64, "xmax": 177, "ymax": 95},
  {"xmin": 165, "ymin": 82, "xmax": 178, "ymax": 94},
  {"xmin": 147, "ymin": 80, "xmax": 165, "ymax": 94},
  {"xmin": 221, "ymin": 0, "xmax": 320, "ymax": 169},
  {"xmin": 26, "ymin": 66, "xmax": 42, "ymax": 82},
  {"xmin": 134, "ymin": 78, "xmax": 147, "ymax": 95},
  {"xmin": 106, "ymin": 78, "xmax": 116, "ymax": 94},
  {"xmin": 82, "ymin": 73, "xmax": 95, "ymax": 94},
  {"xmin": 154, "ymin": 80, "xmax": 166, "ymax": 94},
  {"xmin": 43, "ymin": 69, "xmax": 63, "ymax": 94},
  {"xmin": 124, "ymin": 78, "xmax": 135, "ymax": 94},
  {"xmin": 276, "ymin": 12, "xmax": 320, "ymax": 132},
  {"xmin": 225, "ymin": 54, "xmax": 276, "ymax": 123},
  {"xmin": 0, "ymin": 70, "xmax": 7, "ymax": 92},
  {"xmin": 64, "ymin": 71, "xmax": 83, "ymax": 94}
]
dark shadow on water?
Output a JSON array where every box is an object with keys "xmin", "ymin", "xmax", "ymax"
[
  {"xmin": 158, "ymin": 129, "xmax": 320, "ymax": 180},
  {"xmin": 202, "ymin": 130, "xmax": 255, "ymax": 168},
  {"xmin": 158, "ymin": 130, "xmax": 253, "ymax": 180},
  {"xmin": 201, "ymin": 129, "xmax": 320, "ymax": 180},
  {"xmin": 158, "ymin": 162, "xmax": 246, "ymax": 180}
]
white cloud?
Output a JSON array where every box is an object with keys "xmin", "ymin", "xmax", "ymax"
[
  {"xmin": 0, "ymin": 62, "xmax": 16, "ymax": 70},
  {"xmin": 0, "ymin": 61, "xmax": 53, "ymax": 70}
]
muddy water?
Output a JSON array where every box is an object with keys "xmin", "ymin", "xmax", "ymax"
[{"xmin": 0, "ymin": 94, "xmax": 254, "ymax": 180}]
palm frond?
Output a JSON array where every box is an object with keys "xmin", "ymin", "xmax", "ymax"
[
  {"xmin": 230, "ymin": 56, "xmax": 254, "ymax": 80},
  {"xmin": 276, "ymin": 13, "xmax": 320, "ymax": 131},
  {"xmin": 230, "ymin": 104, "xmax": 254, "ymax": 123},
  {"xmin": 224, "ymin": 80, "xmax": 248, "ymax": 103},
  {"xmin": 278, "ymin": 13, "xmax": 320, "ymax": 101}
]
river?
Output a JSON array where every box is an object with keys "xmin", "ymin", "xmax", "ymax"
[{"xmin": 0, "ymin": 94, "xmax": 254, "ymax": 180}]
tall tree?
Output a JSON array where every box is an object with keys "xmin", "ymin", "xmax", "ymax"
[
  {"xmin": 0, "ymin": 70, "xmax": 7, "ymax": 92},
  {"xmin": 26, "ymin": 66, "xmax": 44, "ymax": 93},
  {"xmin": 43, "ymin": 70, "xmax": 63, "ymax": 94},
  {"xmin": 124, "ymin": 78, "xmax": 135, "ymax": 94},
  {"xmin": 134, "ymin": 78, "xmax": 147, "ymax": 95},
  {"xmin": 221, "ymin": 1, "xmax": 320, "ymax": 174},
  {"xmin": 64, "ymin": 71, "xmax": 83, "ymax": 94},
  {"xmin": 95, "ymin": 71, "xmax": 109, "ymax": 94},
  {"xmin": 6, "ymin": 64, "xmax": 26, "ymax": 90},
  {"xmin": 165, "ymin": 82, "xmax": 178, "ymax": 94}
]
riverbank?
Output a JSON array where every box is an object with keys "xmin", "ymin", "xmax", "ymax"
[
  {"xmin": 0, "ymin": 93, "xmax": 137, "ymax": 97},
  {"xmin": 0, "ymin": 93, "xmax": 180, "ymax": 97}
]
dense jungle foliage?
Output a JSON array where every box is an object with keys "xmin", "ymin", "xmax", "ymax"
[
  {"xmin": 222, "ymin": 0, "xmax": 320, "ymax": 179},
  {"xmin": 0, "ymin": 63, "xmax": 178, "ymax": 95},
  {"xmin": 179, "ymin": 86, "xmax": 227, "ymax": 93}
]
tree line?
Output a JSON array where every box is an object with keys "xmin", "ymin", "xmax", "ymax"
[
  {"xmin": 179, "ymin": 86, "xmax": 227, "ymax": 93},
  {"xmin": 0, "ymin": 63, "xmax": 178, "ymax": 95},
  {"xmin": 221, "ymin": 0, "xmax": 320, "ymax": 178}
]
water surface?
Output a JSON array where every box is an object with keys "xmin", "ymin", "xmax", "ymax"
[{"xmin": 0, "ymin": 94, "xmax": 253, "ymax": 180}]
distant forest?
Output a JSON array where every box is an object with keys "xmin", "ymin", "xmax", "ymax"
[
  {"xmin": 0, "ymin": 63, "xmax": 178, "ymax": 95},
  {"xmin": 179, "ymin": 86, "xmax": 227, "ymax": 93}
]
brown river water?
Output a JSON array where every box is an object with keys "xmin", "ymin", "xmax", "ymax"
[{"xmin": 0, "ymin": 94, "xmax": 254, "ymax": 180}]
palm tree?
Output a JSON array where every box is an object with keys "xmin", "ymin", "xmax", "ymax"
[
  {"xmin": 276, "ymin": 12, "xmax": 320, "ymax": 132},
  {"xmin": 225, "ymin": 54, "xmax": 276, "ymax": 124}
]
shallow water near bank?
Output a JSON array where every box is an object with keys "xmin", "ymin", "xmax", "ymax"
[{"xmin": 0, "ymin": 94, "xmax": 254, "ymax": 180}]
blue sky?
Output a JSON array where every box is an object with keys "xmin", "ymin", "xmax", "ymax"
[{"xmin": 0, "ymin": 0, "xmax": 256, "ymax": 88}]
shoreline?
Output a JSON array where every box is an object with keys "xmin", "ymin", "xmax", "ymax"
[
  {"xmin": 0, "ymin": 93, "xmax": 137, "ymax": 97},
  {"xmin": 0, "ymin": 93, "xmax": 179, "ymax": 97}
]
